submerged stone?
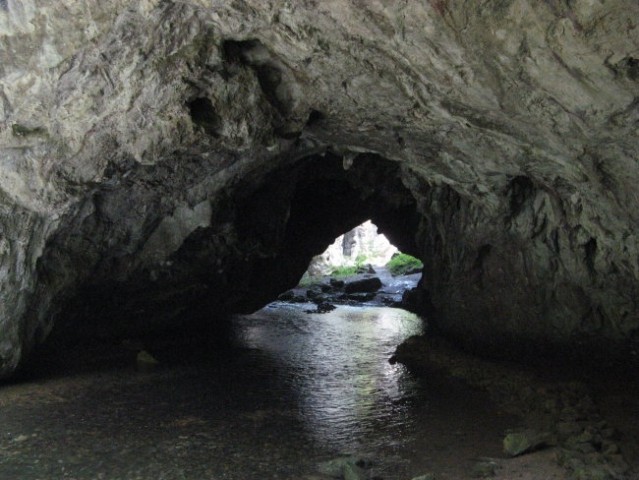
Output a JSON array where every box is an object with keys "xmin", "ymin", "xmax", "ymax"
[
  {"xmin": 471, "ymin": 460, "xmax": 498, "ymax": 478},
  {"xmin": 317, "ymin": 456, "xmax": 369, "ymax": 480}
]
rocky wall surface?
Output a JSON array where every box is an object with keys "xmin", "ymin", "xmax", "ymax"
[{"xmin": 1, "ymin": 0, "xmax": 638, "ymax": 377}]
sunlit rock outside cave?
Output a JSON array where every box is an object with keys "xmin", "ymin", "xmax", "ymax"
[
  {"xmin": 303, "ymin": 220, "xmax": 399, "ymax": 278},
  {"xmin": 1, "ymin": 1, "xmax": 639, "ymax": 479},
  {"xmin": 277, "ymin": 219, "xmax": 423, "ymax": 312}
]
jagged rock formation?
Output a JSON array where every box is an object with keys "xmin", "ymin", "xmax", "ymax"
[
  {"xmin": 305, "ymin": 220, "xmax": 397, "ymax": 277},
  {"xmin": 1, "ymin": 0, "xmax": 638, "ymax": 377}
]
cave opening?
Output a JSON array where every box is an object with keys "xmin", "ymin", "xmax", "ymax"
[
  {"xmin": 20, "ymin": 152, "xmax": 427, "ymax": 377},
  {"xmin": 274, "ymin": 219, "xmax": 424, "ymax": 314},
  {"xmin": 8, "ymin": 149, "xmax": 639, "ymax": 480}
]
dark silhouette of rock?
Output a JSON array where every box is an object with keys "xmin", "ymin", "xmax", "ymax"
[{"xmin": 344, "ymin": 277, "xmax": 383, "ymax": 294}]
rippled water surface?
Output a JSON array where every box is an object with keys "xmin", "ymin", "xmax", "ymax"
[
  {"xmin": 235, "ymin": 304, "xmax": 424, "ymax": 452},
  {"xmin": 0, "ymin": 304, "xmax": 513, "ymax": 480}
]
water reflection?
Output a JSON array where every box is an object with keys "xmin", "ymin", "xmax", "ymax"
[
  {"xmin": 0, "ymin": 304, "xmax": 513, "ymax": 480},
  {"xmin": 234, "ymin": 305, "xmax": 424, "ymax": 451}
]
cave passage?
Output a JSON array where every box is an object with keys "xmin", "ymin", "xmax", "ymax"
[
  {"xmin": 7, "ymin": 153, "xmax": 639, "ymax": 480},
  {"xmin": 31, "ymin": 152, "xmax": 424, "ymax": 358}
]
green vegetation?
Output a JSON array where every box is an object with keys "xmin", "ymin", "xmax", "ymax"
[
  {"xmin": 330, "ymin": 254, "xmax": 370, "ymax": 278},
  {"xmin": 330, "ymin": 265, "xmax": 360, "ymax": 278},
  {"xmin": 12, "ymin": 124, "xmax": 47, "ymax": 138},
  {"xmin": 386, "ymin": 253, "xmax": 423, "ymax": 276}
]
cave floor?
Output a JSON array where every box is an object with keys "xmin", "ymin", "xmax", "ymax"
[
  {"xmin": 0, "ymin": 351, "xmax": 565, "ymax": 480},
  {"xmin": 0, "ymin": 305, "xmax": 637, "ymax": 480}
]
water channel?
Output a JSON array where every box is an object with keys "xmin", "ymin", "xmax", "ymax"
[{"xmin": 0, "ymin": 303, "xmax": 515, "ymax": 480}]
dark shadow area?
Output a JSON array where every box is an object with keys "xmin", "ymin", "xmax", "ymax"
[{"xmin": 187, "ymin": 97, "xmax": 221, "ymax": 137}]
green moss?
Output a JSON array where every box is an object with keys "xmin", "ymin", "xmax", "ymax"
[
  {"xmin": 386, "ymin": 253, "xmax": 423, "ymax": 276},
  {"xmin": 11, "ymin": 124, "xmax": 47, "ymax": 137}
]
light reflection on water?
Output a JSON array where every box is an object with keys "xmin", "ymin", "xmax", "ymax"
[{"xmin": 233, "ymin": 305, "xmax": 424, "ymax": 451}]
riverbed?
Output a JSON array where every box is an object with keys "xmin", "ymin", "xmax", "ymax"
[{"xmin": 0, "ymin": 304, "xmax": 539, "ymax": 479}]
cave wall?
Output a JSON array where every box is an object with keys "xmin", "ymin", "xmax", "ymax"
[
  {"xmin": 1, "ymin": 0, "xmax": 639, "ymax": 377},
  {"xmin": 415, "ymin": 180, "xmax": 639, "ymax": 356}
]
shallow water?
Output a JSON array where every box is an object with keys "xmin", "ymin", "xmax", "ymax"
[
  {"xmin": 235, "ymin": 304, "xmax": 424, "ymax": 454},
  {"xmin": 0, "ymin": 305, "xmax": 514, "ymax": 480}
]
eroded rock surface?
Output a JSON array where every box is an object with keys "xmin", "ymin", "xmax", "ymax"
[{"xmin": 1, "ymin": 0, "xmax": 638, "ymax": 377}]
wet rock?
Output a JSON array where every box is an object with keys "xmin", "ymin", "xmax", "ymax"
[
  {"xmin": 472, "ymin": 460, "xmax": 498, "ymax": 478},
  {"xmin": 278, "ymin": 290, "xmax": 296, "ymax": 301},
  {"xmin": 316, "ymin": 302, "xmax": 337, "ymax": 313},
  {"xmin": 317, "ymin": 456, "xmax": 369, "ymax": 480},
  {"xmin": 503, "ymin": 430, "xmax": 550, "ymax": 457},
  {"xmin": 305, "ymin": 302, "xmax": 336, "ymax": 314},
  {"xmin": 329, "ymin": 279, "xmax": 345, "ymax": 289},
  {"xmin": 340, "ymin": 292, "xmax": 376, "ymax": 302},
  {"xmin": 307, "ymin": 289, "xmax": 322, "ymax": 300},
  {"xmin": 343, "ymin": 277, "xmax": 382, "ymax": 294},
  {"xmin": 411, "ymin": 474, "xmax": 436, "ymax": 480},
  {"xmin": 277, "ymin": 291, "xmax": 307, "ymax": 303},
  {"xmin": 569, "ymin": 467, "xmax": 614, "ymax": 480},
  {"xmin": 12, "ymin": 434, "xmax": 30, "ymax": 443}
]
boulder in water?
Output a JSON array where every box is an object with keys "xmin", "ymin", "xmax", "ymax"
[{"xmin": 344, "ymin": 277, "xmax": 382, "ymax": 294}]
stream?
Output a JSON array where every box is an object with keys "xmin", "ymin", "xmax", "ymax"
[{"xmin": 0, "ymin": 303, "xmax": 515, "ymax": 480}]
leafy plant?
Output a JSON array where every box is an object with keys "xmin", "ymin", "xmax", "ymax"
[{"xmin": 386, "ymin": 253, "xmax": 423, "ymax": 276}]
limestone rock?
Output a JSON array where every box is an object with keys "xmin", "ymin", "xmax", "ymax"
[{"xmin": 306, "ymin": 220, "xmax": 397, "ymax": 276}]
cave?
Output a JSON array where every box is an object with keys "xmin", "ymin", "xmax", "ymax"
[
  {"xmin": 31, "ymin": 152, "xmax": 422, "ymax": 350},
  {"xmin": 1, "ymin": 1, "xmax": 639, "ymax": 478}
]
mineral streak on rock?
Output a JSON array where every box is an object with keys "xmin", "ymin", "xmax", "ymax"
[{"xmin": 1, "ymin": 1, "xmax": 639, "ymax": 378}]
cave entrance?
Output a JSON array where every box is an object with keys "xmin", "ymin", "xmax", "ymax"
[
  {"xmin": 286, "ymin": 220, "xmax": 423, "ymax": 311},
  {"xmin": 303, "ymin": 219, "xmax": 399, "ymax": 279},
  {"xmin": 29, "ymin": 151, "xmax": 427, "ymax": 369}
]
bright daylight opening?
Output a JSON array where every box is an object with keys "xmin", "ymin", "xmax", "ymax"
[{"xmin": 276, "ymin": 220, "xmax": 423, "ymax": 313}]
